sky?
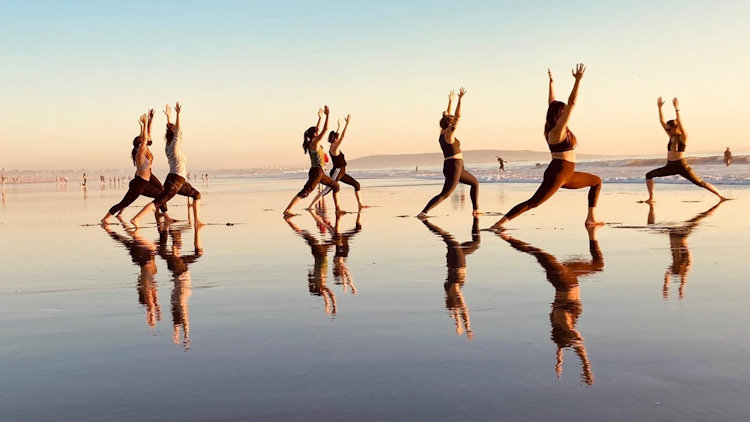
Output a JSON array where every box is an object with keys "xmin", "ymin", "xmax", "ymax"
[{"xmin": 1, "ymin": 0, "xmax": 749, "ymax": 170}]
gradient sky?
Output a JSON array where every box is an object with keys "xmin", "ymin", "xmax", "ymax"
[{"xmin": 1, "ymin": 0, "xmax": 748, "ymax": 170}]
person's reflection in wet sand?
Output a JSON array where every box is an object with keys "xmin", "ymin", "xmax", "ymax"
[
  {"xmin": 421, "ymin": 217, "xmax": 481, "ymax": 340},
  {"xmin": 101, "ymin": 222, "xmax": 162, "ymax": 328},
  {"xmin": 312, "ymin": 210, "xmax": 362, "ymax": 294},
  {"xmin": 285, "ymin": 212, "xmax": 337, "ymax": 316},
  {"xmin": 647, "ymin": 200, "xmax": 723, "ymax": 299},
  {"xmin": 497, "ymin": 226, "xmax": 603, "ymax": 385},
  {"xmin": 157, "ymin": 223, "xmax": 203, "ymax": 350}
]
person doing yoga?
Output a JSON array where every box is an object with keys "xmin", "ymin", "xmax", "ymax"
[
  {"xmin": 283, "ymin": 106, "xmax": 341, "ymax": 216},
  {"xmin": 418, "ymin": 87, "xmax": 479, "ymax": 218},
  {"xmin": 101, "ymin": 110, "xmax": 172, "ymax": 224},
  {"xmin": 131, "ymin": 103, "xmax": 204, "ymax": 228},
  {"xmin": 490, "ymin": 64, "xmax": 603, "ymax": 231},
  {"xmin": 644, "ymin": 97, "xmax": 725, "ymax": 202},
  {"xmin": 307, "ymin": 114, "xmax": 365, "ymax": 211}
]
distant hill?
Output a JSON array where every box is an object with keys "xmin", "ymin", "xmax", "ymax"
[{"xmin": 347, "ymin": 149, "xmax": 609, "ymax": 169}]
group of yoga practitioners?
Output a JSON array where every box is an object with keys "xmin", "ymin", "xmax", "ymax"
[
  {"xmin": 101, "ymin": 103, "xmax": 204, "ymax": 227},
  {"xmin": 102, "ymin": 63, "xmax": 727, "ymax": 228}
]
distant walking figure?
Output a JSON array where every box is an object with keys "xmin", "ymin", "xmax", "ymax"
[
  {"xmin": 101, "ymin": 110, "xmax": 171, "ymax": 224},
  {"xmin": 131, "ymin": 103, "xmax": 204, "ymax": 227},
  {"xmin": 283, "ymin": 106, "xmax": 341, "ymax": 216},
  {"xmin": 418, "ymin": 87, "xmax": 479, "ymax": 218},
  {"xmin": 490, "ymin": 65, "xmax": 603, "ymax": 231},
  {"xmin": 724, "ymin": 147, "xmax": 733, "ymax": 167},
  {"xmin": 644, "ymin": 97, "xmax": 725, "ymax": 202},
  {"xmin": 496, "ymin": 156, "xmax": 507, "ymax": 171},
  {"xmin": 308, "ymin": 114, "xmax": 365, "ymax": 211}
]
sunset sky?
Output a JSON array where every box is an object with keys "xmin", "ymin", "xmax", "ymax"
[{"xmin": 1, "ymin": 0, "xmax": 748, "ymax": 170}]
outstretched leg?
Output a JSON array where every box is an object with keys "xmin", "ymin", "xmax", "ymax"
[
  {"xmin": 419, "ymin": 159, "xmax": 462, "ymax": 216},
  {"xmin": 678, "ymin": 164, "xmax": 726, "ymax": 200}
]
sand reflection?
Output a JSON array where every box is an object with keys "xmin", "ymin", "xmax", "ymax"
[
  {"xmin": 497, "ymin": 226, "xmax": 603, "ymax": 385},
  {"xmin": 647, "ymin": 200, "xmax": 723, "ymax": 299},
  {"xmin": 421, "ymin": 217, "xmax": 480, "ymax": 340}
]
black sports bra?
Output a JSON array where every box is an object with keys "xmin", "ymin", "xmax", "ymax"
[
  {"xmin": 331, "ymin": 152, "xmax": 347, "ymax": 168},
  {"xmin": 439, "ymin": 129, "xmax": 462, "ymax": 158},
  {"xmin": 667, "ymin": 136, "xmax": 686, "ymax": 152},
  {"xmin": 548, "ymin": 128, "xmax": 576, "ymax": 153}
]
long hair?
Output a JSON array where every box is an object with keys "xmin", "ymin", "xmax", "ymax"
[
  {"xmin": 439, "ymin": 115, "xmax": 452, "ymax": 130},
  {"xmin": 328, "ymin": 131, "xmax": 339, "ymax": 143},
  {"xmin": 131, "ymin": 137, "xmax": 153, "ymax": 165},
  {"xmin": 302, "ymin": 126, "xmax": 317, "ymax": 153},
  {"xmin": 545, "ymin": 101, "xmax": 566, "ymax": 136}
]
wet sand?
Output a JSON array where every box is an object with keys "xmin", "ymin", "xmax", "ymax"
[{"xmin": 1, "ymin": 178, "xmax": 749, "ymax": 421}]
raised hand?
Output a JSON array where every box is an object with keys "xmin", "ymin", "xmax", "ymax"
[
  {"xmin": 139, "ymin": 113, "xmax": 148, "ymax": 124},
  {"xmin": 449, "ymin": 90, "xmax": 456, "ymax": 102},
  {"xmin": 657, "ymin": 97, "xmax": 665, "ymax": 108},
  {"xmin": 345, "ymin": 114, "xmax": 351, "ymax": 123},
  {"xmin": 548, "ymin": 68, "xmax": 554, "ymax": 83},
  {"xmin": 163, "ymin": 104, "xmax": 171, "ymax": 118},
  {"xmin": 148, "ymin": 108, "xmax": 155, "ymax": 122},
  {"xmin": 174, "ymin": 102, "xmax": 181, "ymax": 114},
  {"xmin": 318, "ymin": 108, "xmax": 325, "ymax": 118},
  {"xmin": 458, "ymin": 87, "xmax": 467, "ymax": 98},
  {"xmin": 572, "ymin": 63, "xmax": 586, "ymax": 80},
  {"xmin": 672, "ymin": 97, "xmax": 680, "ymax": 110},
  {"xmin": 323, "ymin": 105, "xmax": 329, "ymax": 115}
]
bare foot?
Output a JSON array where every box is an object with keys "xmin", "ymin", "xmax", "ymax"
[
  {"xmin": 283, "ymin": 210, "xmax": 296, "ymax": 217},
  {"xmin": 162, "ymin": 215, "xmax": 177, "ymax": 224},
  {"xmin": 336, "ymin": 209, "xmax": 347, "ymax": 215},
  {"xmin": 472, "ymin": 210, "xmax": 482, "ymax": 216},
  {"xmin": 358, "ymin": 204, "xmax": 370, "ymax": 210},
  {"xmin": 416, "ymin": 212, "xmax": 427, "ymax": 220},
  {"xmin": 584, "ymin": 218, "xmax": 605, "ymax": 227},
  {"xmin": 195, "ymin": 220, "xmax": 206, "ymax": 227},
  {"xmin": 130, "ymin": 218, "xmax": 141, "ymax": 228},
  {"xmin": 643, "ymin": 198, "xmax": 655, "ymax": 203},
  {"xmin": 100, "ymin": 217, "xmax": 110, "ymax": 225},
  {"xmin": 488, "ymin": 223, "xmax": 507, "ymax": 232}
]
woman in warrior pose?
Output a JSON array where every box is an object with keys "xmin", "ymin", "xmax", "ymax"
[
  {"xmin": 308, "ymin": 114, "xmax": 364, "ymax": 211},
  {"xmin": 101, "ymin": 110, "xmax": 171, "ymax": 224},
  {"xmin": 490, "ymin": 65, "xmax": 603, "ymax": 231},
  {"xmin": 644, "ymin": 97, "xmax": 725, "ymax": 202},
  {"xmin": 418, "ymin": 88, "xmax": 479, "ymax": 218},
  {"xmin": 131, "ymin": 103, "xmax": 204, "ymax": 227},
  {"xmin": 283, "ymin": 106, "xmax": 341, "ymax": 216}
]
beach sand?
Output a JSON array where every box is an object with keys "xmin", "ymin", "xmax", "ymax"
[{"xmin": 1, "ymin": 177, "xmax": 749, "ymax": 421}]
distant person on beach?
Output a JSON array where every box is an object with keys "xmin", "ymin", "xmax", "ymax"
[
  {"xmin": 644, "ymin": 97, "xmax": 725, "ymax": 202},
  {"xmin": 283, "ymin": 106, "xmax": 341, "ymax": 216},
  {"xmin": 308, "ymin": 115, "xmax": 365, "ymax": 211},
  {"xmin": 421, "ymin": 216, "xmax": 480, "ymax": 339},
  {"xmin": 82, "ymin": 172, "xmax": 87, "ymax": 187},
  {"xmin": 496, "ymin": 156, "xmax": 507, "ymax": 171},
  {"xmin": 724, "ymin": 147, "xmax": 733, "ymax": 167},
  {"xmin": 497, "ymin": 226, "xmax": 602, "ymax": 385},
  {"xmin": 418, "ymin": 87, "xmax": 479, "ymax": 218},
  {"xmin": 490, "ymin": 65, "xmax": 603, "ymax": 231},
  {"xmin": 131, "ymin": 103, "xmax": 204, "ymax": 227},
  {"xmin": 101, "ymin": 110, "xmax": 172, "ymax": 224}
]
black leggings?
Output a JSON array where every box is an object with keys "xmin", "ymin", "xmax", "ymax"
[
  {"xmin": 108, "ymin": 174, "xmax": 167, "ymax": 215},
  {"xmin": 646, "ymin": 159, "xmax": 706, "ymax": 187},
  {"xmin": 297, "ymin": 167, "xmax": 340, "ymax": 198},
  {"xmin": 153, "ymin": 174, "xmax": 201, "ymax": 209},
  {"xmin": 422, "ymin": 159, "xmax": 478, "ymax": 213},
  {"xmin": 320, "ymin": 166, "xmax": 360, "ymax": 196},
  {"xmin": 504, "ymin": 159, "xmax": 601, "ymax": 220}
]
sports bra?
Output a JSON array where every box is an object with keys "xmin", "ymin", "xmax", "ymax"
[
  {"xmin": 547, "ymin": 128, "xmax": 576, "ymax": 153},
  {"xmin": 439, "ymin": 129, "xmax": 462, "ymax": 158},
  {"xmin": 309, "ymin": 146, "xmax": 325, "ymax": 168},
  {"xmin": 136, "ymin": 155, "xmax": 151, "ymax": 175},
  {"xmin": 667, "ymin": 136, "xmax": 686, "ymax": 152},
  {"xmin": 331, "ymin": 152, "xmax": 347, "ymax": 168}
]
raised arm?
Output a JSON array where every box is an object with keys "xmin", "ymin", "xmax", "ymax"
[
  {"xmin": 655, "ymin": 97, "xmax": 669, "ymax": 130},
  {"xmin": 555, "ymin": 63, "xmax": 585, "ymax": 132},
  {"xmin": 548, "ymin": 68, "xmax": 556, "ymax": 104},
  {"xmin": 146, "ymin": 108, "xmax": 155, "ymax": 139},
  {"xmin": 454, "ymin": 87, "xmax": 466, "ymax": 121},
  {"xmin": 136, "ymin": 113, "xmax": 148, "ymax": 156},
  {"xmin": 174, "ymin": 102, "xmax": 181, "ymax": 131},
  {"xmin": 163, "ymin": 104, "xmax": 172, "ymax": 125},
  {"xmin": 313, "ymin": 105, "xmax": 329, "ymax": 143},
  {"xmin": 316, "ymin": 108, "xmax": 324, "ymax": 133},
  {"xmin": 673, "ymin": 97, "xmax": 686, "ymax": 138},
  {"xmin": 445, "ymin": 90, "xmax": 455, "ymax": 115},
  {"xmin": 339, "ymin": 114, "xmax": 351, "ymax": 144}
]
